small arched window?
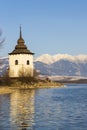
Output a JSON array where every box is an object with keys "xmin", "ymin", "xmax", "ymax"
[
  {"xmin": 27, "ymin": 60, "xmax": 30, "ymax": 65},
  {"xmin": 15, "ymin": 60, "xmax": 18, "ymax": 65}
]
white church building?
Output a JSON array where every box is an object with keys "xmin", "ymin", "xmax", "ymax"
[{"xmin": 9, "ymin": 27, "xmax": 34, "ymax": 77}]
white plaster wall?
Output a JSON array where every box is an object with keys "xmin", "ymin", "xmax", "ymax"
[{"xmin": 9, "ymin": 54, "xmax": 34, "ymax": 77}]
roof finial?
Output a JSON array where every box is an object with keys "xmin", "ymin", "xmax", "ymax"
[{"xmin": 20, "ymin": 25, "xmax": 22, "ymax": 38}]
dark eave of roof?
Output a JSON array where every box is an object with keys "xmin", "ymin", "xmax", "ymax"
[{"xmin": 9, "ymin": 49, "xmax": 34, "ymax": 55}]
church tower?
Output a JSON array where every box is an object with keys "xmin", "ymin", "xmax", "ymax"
[{"xmin": 9, "ymin": 27, "xmax": 34, "ymax": 77}]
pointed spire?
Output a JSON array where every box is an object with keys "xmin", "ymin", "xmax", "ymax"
[
  {"xmin": 20, "ymin": 25, "xmax": 22, "ymax": 38},
  {"xmin": 9, "ymin": 26, "xmax": 34, "ymax": 55},
  {"xmin": 17, "ymin": 25, "xmax": 25, "ymax": 44}
]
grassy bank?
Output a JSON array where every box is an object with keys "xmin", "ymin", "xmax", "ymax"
[
  {"xmin": 11, "ymin": 81, "xmax": 63, "ymax": 89},
  {"xmin": 0, "ymin": 77, "xmax": 64, "ymax": 94},
  {"xmin": 0, "ymin": 82, "xmax": 63, "ymax": 94},
  {"xmin": 0, "ymin": 87, "xmax": 15, "ymax": 95}
]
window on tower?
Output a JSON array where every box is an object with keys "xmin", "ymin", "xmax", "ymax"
[
  {"xmin": 27, "ymin": 60, "xmax": 30, "ymax": 65},
  {"xmin": 15, "ymin": 60, "xmax": 18, "ymax": 65}
]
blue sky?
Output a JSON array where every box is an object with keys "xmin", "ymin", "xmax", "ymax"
[{"xmin": 0, "ymin": 0, "xmax": 87, "ymax": 57}]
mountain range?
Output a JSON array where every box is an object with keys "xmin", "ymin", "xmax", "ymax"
[
  {"xmin": 34, "ymin": 54, "xmax": 87, "ymax": 77},
  {"xmin": 1, "ymin": 54, "xmax": 87, "ymax": 77}
]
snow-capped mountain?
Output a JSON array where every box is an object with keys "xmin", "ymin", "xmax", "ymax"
[
  {"xmin": 34, "ymin": 54, "xmax": 87, "ymax": 76},
  {"xmin": 35, "ymin": 54, "xmax": 87, "ymax": 64},
  {"xmin": 1, "ymin": 54, "xmax": 87, "ymax": 77}
]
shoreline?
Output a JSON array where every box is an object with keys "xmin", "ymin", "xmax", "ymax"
[
  {"xmin": 0, "ymin": 87, "xmax": 15, "ymax": 95},
  {"xmin": 1, "ymin": 80, "xmax": 87, "ymax": 95},
  {"xmin": 0, "ymin": 82, "xmax": 64, "ymax": 95}
]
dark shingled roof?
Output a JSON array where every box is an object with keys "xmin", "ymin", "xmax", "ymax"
[{"xmin": 9, "ymin": 27, "xmax": 34, "ymax": 55}]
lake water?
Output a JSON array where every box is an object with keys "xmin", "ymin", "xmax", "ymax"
[{"xmin": 0, "ymin": 84, "xmax": 87, "ymax": 130}]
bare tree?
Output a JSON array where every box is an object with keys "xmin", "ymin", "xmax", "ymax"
[
  {"xmin": 0, "ymin": 28, "xmax": 5, "ymax": 68},
  {"xmin": 0, "ymin": 29, "xmax": 5, "ymax": 46}
]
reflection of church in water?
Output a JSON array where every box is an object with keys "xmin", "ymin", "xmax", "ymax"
[{"xmin": 10, "ymin": 90, "xmax": 35, "ymax": 129}]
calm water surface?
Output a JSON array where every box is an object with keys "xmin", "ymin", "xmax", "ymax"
[{"xmin": 0, "ymin": 84, "xmax": 87, "ymax": 130}]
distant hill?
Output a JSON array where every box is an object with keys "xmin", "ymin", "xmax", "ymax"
[{"xmin": 1, "ymin": 54, "xmax": 87, "ymax": 77}]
